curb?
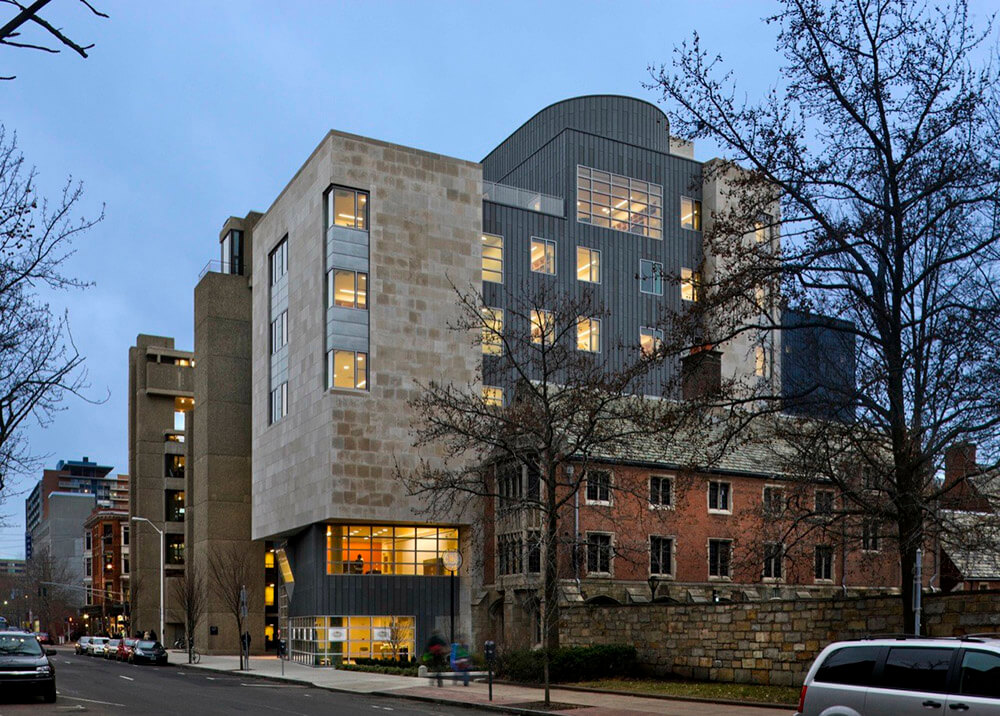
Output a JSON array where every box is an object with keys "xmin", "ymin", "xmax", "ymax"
[
  {"xmin": 548, "ymin": 683, "xmax": 794, "ymax": 710},
  {"xmin": 175, "ymin": 661, "xmax": 557, "ymax": 715}
]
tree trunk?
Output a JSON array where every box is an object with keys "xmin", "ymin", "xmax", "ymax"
[
  {"xmin": 541, "ymin": 462, "xmax": 561, "ymax": 707},
  {"xmin": 897, "ymin": 506, "xmax": 923, "ymax": 635}
]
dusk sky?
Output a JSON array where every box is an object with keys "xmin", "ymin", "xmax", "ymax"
[{"xmin": 3, "ymin": 0, "xmax": 997, "ymax": 559}]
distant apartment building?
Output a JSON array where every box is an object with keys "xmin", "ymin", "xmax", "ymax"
[
  {"xmin": 127, "ymin": 336, "xmax": 193, "ymax": 640},
  {"xmin": 26, "ymin": 457, "xmax": 127, "ymax": 539},
  {"xmin": 0, "ymin": 559, "xmax": 25, "ymax": 576},
  {"xmin": 82, "ymin": 509, "xmax": 129, "ymax": 634},
  {"xmin": 28, "ymin": 492, "xmax": 95, "ymax": 609},
  {"xmin": 142, "ymin": 94, "xmax": 861, "ymax": 663}
]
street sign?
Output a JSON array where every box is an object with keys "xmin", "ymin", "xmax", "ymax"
[
  {"xmin": 328, "ymin": 627, "xmax": 347, "ymax": 641},
  {"xmin": 239, "ymin": 585, "xmax": 248, "ymax": 619},
  {"xmin": 372, "ymin": 627, "xmax": 391, "ymax": 641}
]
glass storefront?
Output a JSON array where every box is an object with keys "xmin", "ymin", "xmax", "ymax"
[
  {"xmin": 288, "ymin": 615, "xmax": 415, "ymax": 666},
  {"xmin": 325, "ymin": 525, "xmax": 459, "ymax": 576}
]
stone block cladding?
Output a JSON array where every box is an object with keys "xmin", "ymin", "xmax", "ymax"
[{"xmin": 560, "ymin": 591, "xmax": 1000, "ymax": 686}]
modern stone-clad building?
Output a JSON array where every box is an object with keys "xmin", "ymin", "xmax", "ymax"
[
  {"xmin": 136, "ymin": 94, "xmax": 858, "ymax": 662},
  {"xmin": 127, "ymin": 335, "xmax": 194, "ymax": 641}
]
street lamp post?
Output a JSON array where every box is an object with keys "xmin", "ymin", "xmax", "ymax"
[
  {"xmin": 131, "ymin": 517, "xmax": 164, "ymax": 642},
  {"xmin": 442, "ymin": 550, "xmax": 462, "ymax": 644}
]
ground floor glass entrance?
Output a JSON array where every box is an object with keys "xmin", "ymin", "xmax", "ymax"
[{"xmin": 288, "ymin": 615, "xmax": 415, "ymax": 666}]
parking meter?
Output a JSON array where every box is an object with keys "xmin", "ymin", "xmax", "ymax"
[
  {"xmin": 484, "ymin": 640, "xmax": 496, "ymax": 700},
  {"xmin": 277, "ymin": 639, "xmax": 287, "ymax": 657}
]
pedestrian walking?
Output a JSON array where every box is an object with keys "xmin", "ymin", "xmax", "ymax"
[
  {"xmin": 422, "ymin": 630, "xmax": 447, "ymax": 687},
  {"xmin": 450, "ymin": 640, "xmax": 471, "ymax": 686}
]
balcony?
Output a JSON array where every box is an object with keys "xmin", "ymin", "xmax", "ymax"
[
  {"xmin": 483, "ymin": 181, "xmax": 564, "ymax": 217},
  {"xmin": 198, "ymin": 259, "xmax": 244, "ymax": 281}
]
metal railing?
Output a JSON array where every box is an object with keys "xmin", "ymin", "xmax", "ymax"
[
  {"xmin": 197, "ymin": 259, "xmax": 244, "ymax": 280},
  {"xmin": 483, "ymin": 181, "xmax": 564, "ymax": 217}
]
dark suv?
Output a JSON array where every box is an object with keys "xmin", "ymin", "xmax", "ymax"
[
  {"xmin": 0, "ymin": 631, "xmax": 56, "ymax": 703},
  {"xmin": 797, "ymin": 636, "xmax": 1000, "ymax": 715}
]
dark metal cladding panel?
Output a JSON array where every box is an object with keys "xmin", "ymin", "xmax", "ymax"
[{"xmin": 482, "ymin": 115, "xmax": 704, "ymax": 397}]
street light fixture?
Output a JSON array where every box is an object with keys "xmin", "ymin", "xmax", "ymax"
[{"xmin": 131, "ymin": 516, "xmax": 164, "ymax": 642}]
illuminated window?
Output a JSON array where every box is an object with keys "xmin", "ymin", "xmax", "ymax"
[
  {"xmin": 754, "ymin": 284, "xmax": 766, "ymax": 310},
  {"xmin": 173, "ymin": 396, "xmax": 193, "ymax": 431},
  {"xmin": 576, "ymin": 317, "xmax": 600, "ymax": 352},
  {"xmin": 639, "ymin": 260, "xmax": 663, "ymax": 296},
  {"xmin": 577, "ymin": 165, "xmax": 662, "ymax": 238},
  {"xmin": 576, "ymin": 246, "xmax": 600, "ymax": 283},
  {"xmin": 327, "ymin": 269, "xmax": 368, "ymax": 309},
  {"xmin": 265, "ymin": 584, "xmax": 275, "ymax": 606},
  {"xmin": 530, "ymin": 237, "xmax": 556, "ymax": 275},
  {"xmin": 326, "ymin": 187, "xmax": 368, "ymax": 231},
  {"xmin": 482, "ymin": 234, "xmax": 503, "ymax": 283},
  {"xmin": 327, "ymin": 350, "xmax": 368, "ymax": 391},
  {"xmin": 640, "ymin": 327, "xmax": 663, "ymax": 357},
  {"xmin": 164, "ymin": 454, "xmax": 185, "ymax": 478},
  {"xmin": 755, "ymin": 216, "xmax": 771, "ymax": 243},
  {"xmin": 680, "ymin": 196, "xmax": 702, "ymax": 231},
  {"xmin": 326, "ymin": 525, "xmax": 459, "ymax": 576},
  {"xmin": 165, "ymin": 534, "xmax": 185, "ymax": 565},
  {"xmin": 165, "ymin": 490, "xmax": 185, "ymax": 522},
  {"xmin": 755, "ymin": 345, "xmax": 769, "ymax": 377},
  {"xmin": 483, "ymin": 386, "xmax": 503, "ymax": 406},
  {"xmin": 482, "ymin": 307, "xmax": 503, "ymax": 355},
  {"xmin": 681, "ymin": 268, "xmax": 700, "ymax": 302},
  {"xmin": 530, "ymin": 310, "xmax": 554, "ymax": 345}
]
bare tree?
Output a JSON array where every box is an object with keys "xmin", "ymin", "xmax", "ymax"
[
  {"xmin": 208, "ymin": 542, "xmax": 257, "ymax": 668},
  {"xmin": 171, "ymin": 562, "xmax": 205, "ymax": 664},
  {"xmin": 650, "ymin": 0, "xmax": 1000, "ymax": 631},
  {"xmin": 0, "ymin": 127, "xmax": 103, "ymax": 486},
  {"xmin": 403, "ymin": 282, "xmax": 667, "ymax": 706},
  {"xmin": 0, "ymin": 0, "xmax": 108, "ymax": 79},
  {"xmin": 384, "ymin": 616, "xmax": 413, "ymax": 662}
]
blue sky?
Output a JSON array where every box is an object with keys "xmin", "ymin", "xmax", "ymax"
[{"xmin": 2, "ymin": 0, "xmax": 995, "ymax": 558}]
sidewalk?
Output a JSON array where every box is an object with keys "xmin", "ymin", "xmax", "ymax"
[{"xmin": 175, "ymin": 652, "xmax": 792, "ymax": 716}]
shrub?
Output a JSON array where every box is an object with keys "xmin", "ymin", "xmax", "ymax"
[
  {"xmin": 495, "ymin": 645, "xmax": 637, "ymax": 683},
  {"xmin": 353, "ymin": 656, "xmax": 416, "ymax": 668}
]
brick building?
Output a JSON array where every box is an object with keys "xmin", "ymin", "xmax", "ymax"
[{"xmin": 82, "ymin": 509, "xmax": 130, "ymax": 635}]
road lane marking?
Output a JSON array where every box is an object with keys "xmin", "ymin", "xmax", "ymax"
[
  {"xmin": 206, "ymin": 676, "xmax": 216, "ymax": 680},
  {"xmin": 240, "ymin": 683, "xmax": 306, "ymax": 688},
  {"xmin": 59, "ymin": 695, "xmax": 127, "ymax": 707},
  {"xmin": 119, "ymin": 674, "xmax": 134, "ymax": 681}
]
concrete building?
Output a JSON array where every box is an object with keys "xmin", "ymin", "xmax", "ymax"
[
  {"xmin": 128, "ymin": 335, "xmax": 194, "ymax": 641},
  {"xmin": 29, "ymin": 492, "xmax": 96, "ymax": 609}
]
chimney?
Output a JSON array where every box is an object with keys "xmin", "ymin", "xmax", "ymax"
[
  {"xmin": 944, "ymin": 442, "xmax": 977, "ymax": 488},
  {"xmin": 681, "ymin": 347, "xmax": 722, "ymax": 400}
]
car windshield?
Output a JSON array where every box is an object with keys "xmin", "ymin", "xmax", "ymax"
[
  {"xmin": 0, "ymin": 634, "xmax": 42, "ymax": 656},
  {"xmin": 93, "ymin": 638, "xmax": 108, "ymax": 644},
  {"xmin": 137, "ymin": 641, "xmax": 157, "ymax": 649}
]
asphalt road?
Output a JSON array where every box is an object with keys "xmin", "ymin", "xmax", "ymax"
[{"xmin": 0, "ymin": 647, "xmax": 489, "ymax": 715}]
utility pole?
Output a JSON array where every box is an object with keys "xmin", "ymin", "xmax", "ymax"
[{"xmin": 914, "ymin": 548, "xmax": 923, "ymax": 636}]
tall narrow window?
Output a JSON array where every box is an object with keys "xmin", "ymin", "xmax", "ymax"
[
  {"xmin": 650, "ymin": 536, "xmax": 673, "ymax": 576},
  {"xmin": 530, "ymin": 310, "xmax": 554, "ymax": 345},
  {"xmin": 270, "ymin": 310, "xmax": 288, "ymax": 354},
  {"xmin": 681, "ymin": 196, "xmax": 702, "ymax": 231},
  {"xmin": 585, "ymin": 470, "xmax": 612, "ymax": 504},
  {"xmin": 681, "ymin": 268, "xmax": 700, "ymax": 302},
  {"xmin": 482, "ymin": 233, "xmax": 503, "ymax": 283},
  {"xmin": 649, "ymin": 475, "xmax": 673, "ymax": 508},
  {"xmin": 482, "ymin": 386, "xmax": 503, "ymax": 406},
  {"xmin": 763, "ymin": 542, "xmax": 783, "ymax": 579},
  {"xmin": 815, "ymin": 546, "xmax": 834, "ymax": 581},
  {"xmin": 639, "ymin": 260, "xmax": 663, "ymax": 296},
  {"xmin": 708, "ymin": 539, "xmax": 731, "ymax": 578},
  {"xmin": 328, "ymin": 269, "xmax": 368, "ymax": 309},
  {"xmin": 586, "ymin": 533, "xmax": 612, "ymax": 574},
  {"xmin": 530, "ymin": 238, "xmax": 556, "ymax": 275},
  {"xmin": 327, "ymin": 187, "xmax": 369, "ymax": 231},
  {"xmin": 763, "ymin": 486, "xmax": 785, "ymax": 517},
  {"xmin": 269, "ymin": 239, "xmax": 288, "ymax": 285},
  {"xmin": 862, "ymin": 521, "xmax": 880, "ymax": 551},
  {"xmin": 576, "ymin": 246, "xmax": 600, "ymax": 283},
  {"xmin": 576, "ymin": 317, "xmax": 600, "ymax": 352},
  {"xmin": 708, "ymin": 481, "xmax": 731, "ymax": 512},
  {"xmin": 327, "ymin": 350, "xmax": 368, "ymax": 391},
  {"xmin": 269, "ymin": 382, "xmax": 287, "ymax": 423},
  {"xmin": 815, "ymin": 490, "xmax": 835, "ymax": 516},
  {"xmin": 482, "ymin": 307, "xmax": 503, "ymax": 355},
  {"xmin": 640, "ymin": 327, "xmax": 664, "ymax": 357},
  {"xmin": 755, "ymin": 344, "xmax": 769, "ymax": 377}
]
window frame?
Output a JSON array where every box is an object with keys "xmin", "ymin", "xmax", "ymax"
[
  {"xmin": 482, "ymin": 233, "xmax": 504, "ymax": 284},
  {"xmin": 649, "ymin": 535, "xmax": 675, "ymax": 578},
  {"xmin": 708, "ymin": 480, "xmax": 732, "ymax": 514},
  {"xmin": 814, "ymin": 545, "xmax": 834, "ymax": 582},
  {"xmin": 269, "ymin": 381, "xmax": 287, "ymax": 425},
  {"xmin": 326, "ymin": 349, "xmax": 369, "ymax": 392},
  {"xmin": 639, "ymin": 259, "xmax": 664, "ymax": 296},
  {"xmin": 530, "ymin": 309, "xmax": 554, "ymax": 345},
  {"xmin": 640, "ymin": 326, "xmax": 664, "ymax": 357},
  {"xmin": 708, "ymin": 538, "xmax": 732, "ymax": 580},
  {"xmin": 482, "ymin": 385, "xmax": 503, "ymax": 407},
  {"xmin": 680, "ymin": 267, "xmax": 700, "ymax": 302},
  {"xmin": 481, "ymin": 307, "xmax": 504, "ymax": 356},
  {"xmin": 680, "ymin": 196, "xmax": 702, "ymax": 231},
  {"xmin": 268, "ymin": 238, "xmax": 288, "ymax": 287},
  {"xmin": 815, "ymin": 489, "xmax": 835, "ymax": 517},
  {"xmin": 576, "ymin": 316, "xmax": 601, "ymax": 353},
  {"xmin": 530, "ymin": 237, "xmax": 557, "ymax": 275},
  {"xmin": 270, "ymin": 310, "xmax": 288, "ymax": 355},
  {"xmin": 327, "ymin": 268, "xmax": 368, "ymax": 310},
  {"xmin": 585, "ymin": 532, "xmax": 613, "ymax": 576},
  {"xmin": 862, "ymin": 520, "xmax": 881, "ymax": 552},
  {"xmin": 649, "ymin": 474, "xmax": 674, "ymax": 510},
  {"xmin": 576, "ymin": 165, "xmax": 663, "ymax": 239},
  {"xmin": 325, "ymin": 185, "xmax": 369, "ymax": 232},
  {"xmin": 576, "ymin": 246, "xmax": 601, "ymax": 284},
  {"xmin": 584, "ymin": 470, "xmax": 613, "ymax": 506},
  {"xmin": 763, "ymin": 541, "xmax": 784, "ymax": 581},
  {"xmin": 762, "ymin": 485, "xmax": 786, "ymax": 518}
]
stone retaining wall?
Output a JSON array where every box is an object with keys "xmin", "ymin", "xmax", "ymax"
[{"xmin": 560, "ymin": 591, "xmax": 1000, "ymax": 686}]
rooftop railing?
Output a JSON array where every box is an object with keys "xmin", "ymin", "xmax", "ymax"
[
  {"xmin": 198, "ymin": 259, "xmax": 244, "ymax": 280},
  {"xmin": 483, "ymin": 180, "xmax": 564, "ymax": 217}
]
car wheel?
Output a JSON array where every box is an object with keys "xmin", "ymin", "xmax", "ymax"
[{"xmin": 43, "ymin": 683, "xmax": 56, "ymax": 703}]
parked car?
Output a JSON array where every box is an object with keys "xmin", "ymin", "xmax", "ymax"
[
  {"xmin": 104, "ymin": 639, "xmax": 120, "ymax": 659},
  {"xmin": 74, "ymin": 636, "xmax": 91, "ymax": 655},
  {"xmin": 796, "ymin": 635, "xmax": 1000, "ymax": 716},
  {"xmin": 33, "ymin": 632, "xmax": 51, "ymax": 645},
  {"xmin": 87, "ymin": 636, "xmax": 109, "ymax": 657},
  {"xmin": 117, "ymin": 638, "xmax": 137, "ymax": 662},
  {"xmin": 131, "ymin": 640, "xmax": 167, "ymax": 665},
  {"xmin": 0, "ymin": 630, "xmax": 57, "ymax": 702}
]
